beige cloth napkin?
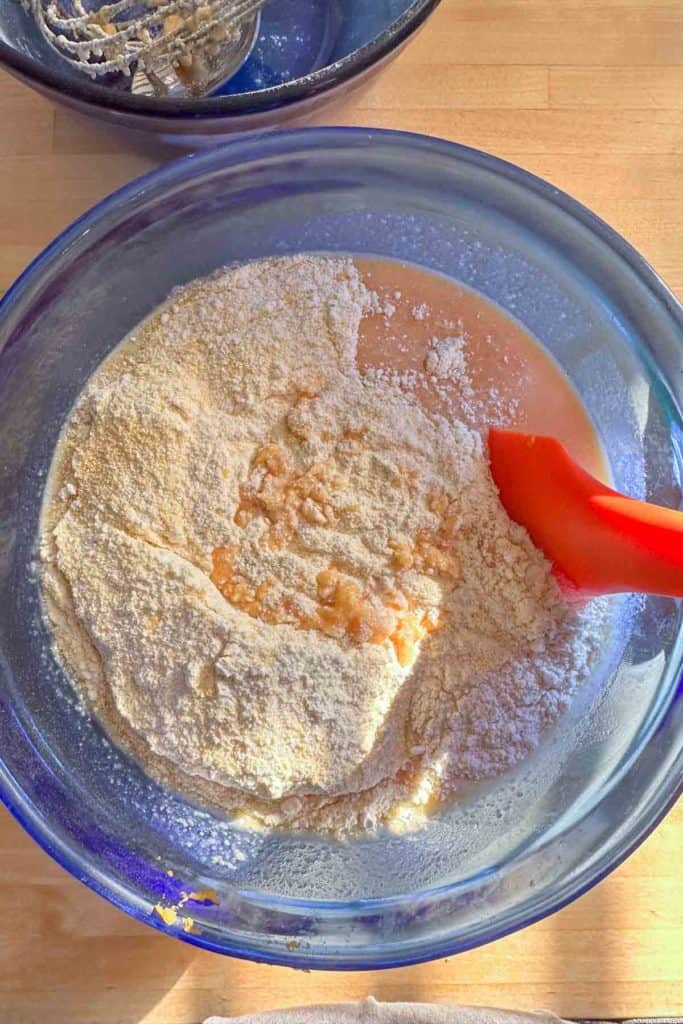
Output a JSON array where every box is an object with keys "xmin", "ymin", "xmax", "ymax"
[{"xmin": 205, "ymin": 998, "xmax": 569, "ymax": 1024}]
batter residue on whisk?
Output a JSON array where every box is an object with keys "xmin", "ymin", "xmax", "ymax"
[{"xmin": 39, "ymin": 255, "xmax": 607, "ymax": 837}]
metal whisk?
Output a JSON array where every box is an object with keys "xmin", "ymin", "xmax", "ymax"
[{"xmin": 26, "ymin": 0, "xmax": 267, "ymax": 97}]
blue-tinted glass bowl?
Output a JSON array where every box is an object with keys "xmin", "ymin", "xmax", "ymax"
[
  {"xmin": 0, "ymin": 128, "xmax": 681, "ymax": 968},
  {"xmin": 0, "ymin": 1, "xmax": 439, "ymax": 139}
]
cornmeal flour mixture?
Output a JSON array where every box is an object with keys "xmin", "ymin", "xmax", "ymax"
[{"xmin": 40, "ymin": 256, "xmax": 606, "ymax": 836}]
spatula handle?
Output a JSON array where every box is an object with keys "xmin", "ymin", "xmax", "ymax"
[{"xmin": 583, "ymin": 489, "xmax": 683, "ymax": 597}]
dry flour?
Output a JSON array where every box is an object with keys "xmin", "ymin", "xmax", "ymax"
[{"xmin": 40, "ymin": 255, "xmax": 606, "ymax": 837}]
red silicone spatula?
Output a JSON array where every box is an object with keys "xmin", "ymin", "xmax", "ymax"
[{"xmin": 488, "ymin": 428, "xmax": 683, "ymax": 597}]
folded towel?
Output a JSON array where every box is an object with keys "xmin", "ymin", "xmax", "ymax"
[{"xmin": 205, "ymin": 998, "xmax": 569, "ymax": 1024}]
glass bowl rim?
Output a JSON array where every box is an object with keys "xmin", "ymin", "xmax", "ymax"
[
  {"xmin": 0, "ymin": 0, "xmax": 440, "ymax": 119},
  {"xmin": 0, "ymin": 127, "xmax": 681, "ymax": 968}
]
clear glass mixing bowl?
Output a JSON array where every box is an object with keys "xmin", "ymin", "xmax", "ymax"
[
  {"xmin": 0, "ymin": 129, "xmax": 681, "ymax": 968},
  {"xmin": 0, "ymin": 1, "xmax": 439, "ymax": 139}
]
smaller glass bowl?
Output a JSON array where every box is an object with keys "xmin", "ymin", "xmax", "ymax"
[
  {"xmin": 0, "ymin": 1, "xmax": 440, "ymax": 140},
  {"xmin": 0, "ymin": 129, "xmax": 681, "ymax": 969}
]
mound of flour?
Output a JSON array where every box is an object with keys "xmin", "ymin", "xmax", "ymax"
[{"xmin": 39, "ymin": 255, "xmax": 606, "ymax": 836}]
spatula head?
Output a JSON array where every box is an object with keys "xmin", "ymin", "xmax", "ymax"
[{"xmin": 488, "ymin": 428, "xmax": 683, "ymax": 598}]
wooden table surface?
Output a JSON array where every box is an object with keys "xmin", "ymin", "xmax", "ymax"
[{"xmin": 0, "ymin": 2, "xmax": 681, "ymax": 1022}]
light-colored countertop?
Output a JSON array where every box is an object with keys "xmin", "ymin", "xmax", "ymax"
[{"xmin": 0, "ymin": 2, "xmax": 681, "ymax": 1022}]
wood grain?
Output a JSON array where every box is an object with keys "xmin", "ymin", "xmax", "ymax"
[{"xmin": 0, "ymin": 0, "xmax": 681, "ymax": 1021}]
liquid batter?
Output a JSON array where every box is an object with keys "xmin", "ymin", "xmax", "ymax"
[{"xmin": 356, "ymin": 257, "xmax": 606, "ymax": 479}]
